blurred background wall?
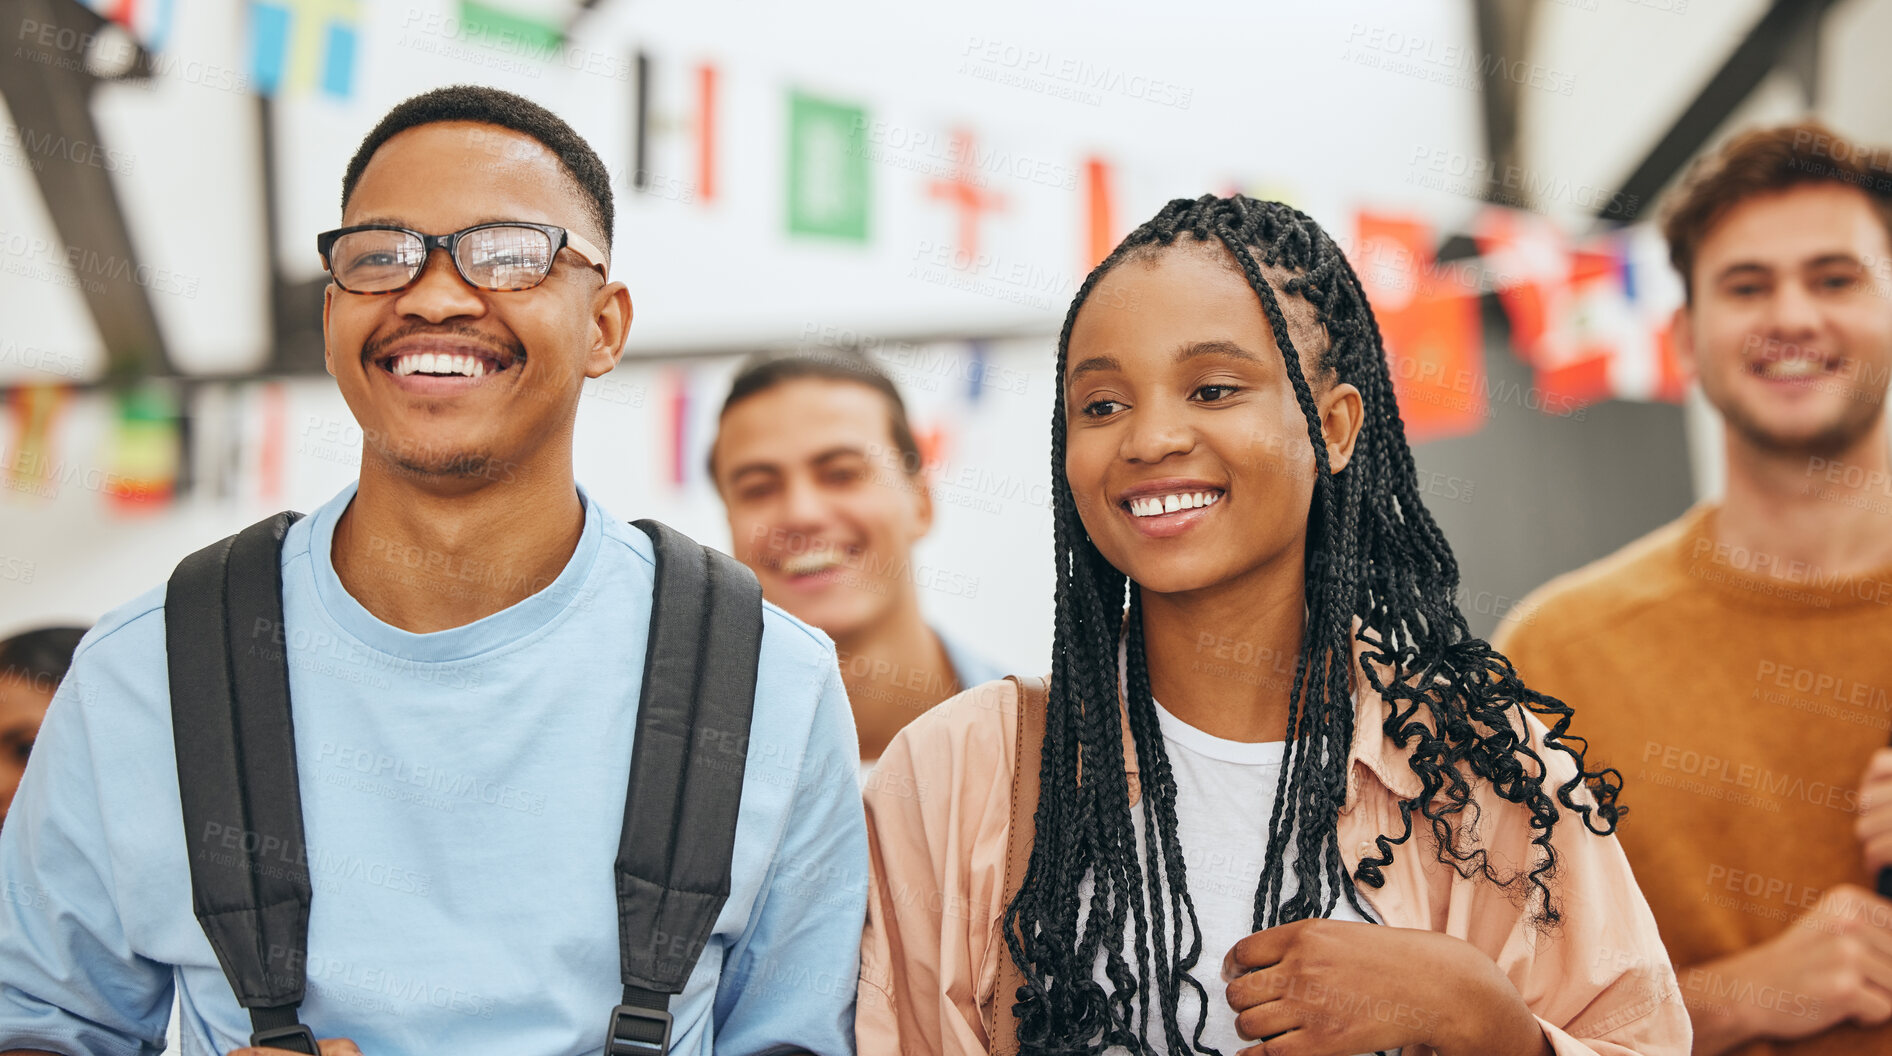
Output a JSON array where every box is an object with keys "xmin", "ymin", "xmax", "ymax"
[{"xmin": 3, "ymin": 0, "xmax": 1889, "ymax": 666}]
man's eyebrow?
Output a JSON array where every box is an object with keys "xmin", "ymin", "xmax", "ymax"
[
  {"xmin": 1803, "ymin": 252, "xmax": 1865, "ymax": 269},
  {"xmin": 1173, "ymin": 340, "xmax": 1259, "ymax": 364},
  {"xmin": 725, "ymin": 460, "xmax": 782, "ymax": 484},
  {"xmin": 1713, "ymin": 261, "xmax": 1775, "ymax": 283},
  {"xmin": 1068, "ymin": 354, "xmax": 1121, "ymax": 379},
  {"xmin": 727, "ymin": 446, "xmax": 865, "ymax": 482}
]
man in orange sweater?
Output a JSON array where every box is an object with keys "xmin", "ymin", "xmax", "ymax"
[{"xmin": 1495, "ymin": 122, "xmax": 1892, "ymax": 1056}]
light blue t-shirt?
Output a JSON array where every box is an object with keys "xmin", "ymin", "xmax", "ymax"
[
  {"xmin": 935, "ymin": 629, "xmax": 1011, "ymax": 692},
  {"xmin": 0, "ymin": 483, "xmax": 867, "ymax": 1056}
]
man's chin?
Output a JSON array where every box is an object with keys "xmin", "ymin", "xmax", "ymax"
[
  {"xmin": 373, "ymin": 444, "xmax": 516, "ymax": 486},
  {"xmin": 780, "ymin": 597, "xmax": 883, "ymax": 645},
  {"xmin": 1726, "ymin": 409, "xmax": 1880, "ymax": 460}
]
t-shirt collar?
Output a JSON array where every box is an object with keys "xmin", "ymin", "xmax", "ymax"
[
  {"xmin": 304, "ymin": 480, "xmax": 605, "ymax": 663},
  {"xmin": 1109, "ymin": 620, "xmax": 1424, "ymax": 807}
]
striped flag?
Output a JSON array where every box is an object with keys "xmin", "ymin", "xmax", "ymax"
[
  {"xmin": 105, "ymin": 384, "xmax": 180, "ymax": 512},
  {"xmin": 634, "ymin": 53, "xmax": 721, "ymax": 208},
  {"xmin": 250, "ymin": 0, "xmax": 360, "ymax": 98}
]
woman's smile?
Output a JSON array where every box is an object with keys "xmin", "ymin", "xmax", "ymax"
[{"xmin": 1116, "ymin": 478, "xmax": 1227, "ymax": 538}]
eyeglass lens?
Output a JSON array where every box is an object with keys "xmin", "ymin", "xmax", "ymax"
[{"xmin": 329, "ymin": 226, "xmax": 557, "ymax": 292}]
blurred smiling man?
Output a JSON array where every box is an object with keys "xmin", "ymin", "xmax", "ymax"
[
  {"xmin": 1497, "ymin": 122, "xmax": 1892, "ymax": 1056},
  {"xmin": 0, "ymin": 628, "xmax": 85, "ymax": 831},
  {"xmin": 0, "ymin": 87, "xmax": 866, "ymax": 1056},
  {"xmin": 710, "ymin": 352, "xmax": 1007, "ymax": 763}
]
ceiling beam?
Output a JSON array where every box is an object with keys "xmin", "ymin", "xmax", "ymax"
[{"xmin": 1599, "ymin": 0, "xmax": 1844, "ymax": 223}]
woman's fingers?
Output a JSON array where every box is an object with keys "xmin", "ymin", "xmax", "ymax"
[
  {"xmin": 1222, "ymin": 921, "xmax": 1304, "ymax": 982},
  {"xmin": 1234, "ymin": 995, "xmax": 1300, "ymax": 1042}
]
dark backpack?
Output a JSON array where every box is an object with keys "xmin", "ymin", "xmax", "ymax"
[{"xmin": 163, "ymin": 512, "xmax": 763, "ymax": 1056}]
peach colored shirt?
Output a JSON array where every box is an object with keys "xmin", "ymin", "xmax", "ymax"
[{"xmin": 858, "ymin": 672, "xmax": 1690, "ymax": 1056}]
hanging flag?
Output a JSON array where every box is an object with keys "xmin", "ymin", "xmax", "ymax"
[
  {"xmin": 259, "ymin": 381, "xmax": 288, "ymax": 503},
  {"xmin": 696, "ymin": 63, "xmax": 718, "ymax": 203},
  {"xmin": 250, "ymin": 0, "xmax": 359, "ymax": 98},
  {"xmin": 1531, "ymin": 246, "xmax": 1616, "ymax": 408},
  {"xmin": 79, "ymin": 0, "xmax": 177, "ymax": 52},
  {"xmin": 187, "ymin": 382, "xmax": 240, "ymax": 502},
  {"xmin": 965, "ymin": 340, "xmax": 990, "ymax": 406},
  {"xmin": 1473, "ymin": 207, "xmax": 1570, "ymax": 363},
  {"xmin": 926, "ymin": 129, "xmax": 1006, "ymax": 263},
  {"xmin": 1083, "ymin": 156, "xmax": 1115, "ymax": 272},
  {"xmin": 105, "ymin": 384, "xmax": 180, "ymax": 512},
  {"xmin": 662, "ymin": 368, "xmax": 689, "ymax": 487},
  {"xmin": 785, "ymin": 91, "xmax": 869, "ymax": 240},
  {"xmin": 1472, "ymin": 208, "xmax": 1686, "ymax": 407},
  {"xmin": 1532, "ymin": 226, "xmax": 1688, "ymax": 406},
  {"xmin": 5, "ymin": 385, "xmax": 69, "ymax": 500},
  {"xmin": 456, "ymin": 0, "xmax": 562, "ymax": 54},
  {"xmin": 1353, "ymin": 212, "xmax": 1485, "ymax": 441},
  {"xmin": 633, "ymin": 54, "xmax": 720, "ymax": 208},
  {"xmin": 1619, "ymin": 225, "xmax": 1690, "ymax": 402},
  {"xmin": 914, "ymin": 421, "xmax": 949, "ymax": 473}
]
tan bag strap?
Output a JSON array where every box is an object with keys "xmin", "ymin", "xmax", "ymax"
[{"xmin": 987, "ymin": 673, "xmax": 1048, "ymax": 1056}]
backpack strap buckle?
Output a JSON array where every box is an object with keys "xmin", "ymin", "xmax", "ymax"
[
  {"xmin": 606, "ymin": 1002, "xmax": 673, "ymax": 1056},
  {"xmin": 250, "ymin": 1023, "xmax": 321, "ymax": 1054}
]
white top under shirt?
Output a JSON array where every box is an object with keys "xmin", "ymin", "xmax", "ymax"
[{"xmin": 1084, "ymin": 698, "xmax": 1395, "ymax": 1056}]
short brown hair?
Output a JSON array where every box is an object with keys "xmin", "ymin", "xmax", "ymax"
[
  {"xmin": 1661, "ymin": 120, "xmax": 1892, "ymax": 301},
  {"xmin": 709, "ymin": 349, "xmax": 922, "ymax": 481}
]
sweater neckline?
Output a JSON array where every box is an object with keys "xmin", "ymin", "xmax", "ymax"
[{"xmin": 1677, "ymin": 504, "xmax": 1892, "ymax": 613}]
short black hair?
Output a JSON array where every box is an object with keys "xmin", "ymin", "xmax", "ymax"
[
  {"xmin": 711, "ymin": 350, "xmax": 923, "ymax": 480},
  {"xmin": 0, "ymin": 626, "xmax": 87, "ymax": 694},
  {"xmin": 340, "ymin": 85, "xmax": 613, "ymax": 251}
]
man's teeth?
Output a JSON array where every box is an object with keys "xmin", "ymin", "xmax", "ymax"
[
  {"xmin": 391, "ymin": 352, "xmax": 487, "ymax": 378},
  {"xmin": 1754, "ymin": 357, "xmax": 1826, "ymax": 379},
  {"xmin": 1128, "ymin": 491, "xmax": 1222, "ymax": 517},
  {"xmin": 780, "ymin": 553, "xmax": 843, "ymax": 576}
]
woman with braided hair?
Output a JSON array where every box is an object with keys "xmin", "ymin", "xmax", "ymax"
[{"xmin": 855, "ymin": 194, "xmax": 1687, "ymax": 1056}]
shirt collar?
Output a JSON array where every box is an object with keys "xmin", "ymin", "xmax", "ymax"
[{"xmin": 1342, "ymin": 627, "xmax": 1426, "ymax": 805}]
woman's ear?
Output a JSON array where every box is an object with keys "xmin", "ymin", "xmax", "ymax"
[{"xmin": 1317, "ymin": 381, "xmax": 1364, "ymax": 474}]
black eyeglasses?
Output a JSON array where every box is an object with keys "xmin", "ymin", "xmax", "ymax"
[{"xmin": 316, "ymin": 222, "xmax": 609, "ymax": 294}]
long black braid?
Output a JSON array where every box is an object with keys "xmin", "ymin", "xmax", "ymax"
[{"xmin": 1000, "ymin": 194, "xmax": 1624, "ymax": 1055}]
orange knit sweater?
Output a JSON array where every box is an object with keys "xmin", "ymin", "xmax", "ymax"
[{"xmin": 1496, "ymin": 503, "xmax": 1892, "ymax": 1056}]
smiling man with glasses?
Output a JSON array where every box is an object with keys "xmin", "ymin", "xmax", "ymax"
[{"xmin": 0, "ymin": 86, "xmax": 866, "ymax": 1056}]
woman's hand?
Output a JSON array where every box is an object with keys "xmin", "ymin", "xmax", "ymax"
[{"xmin": 1221, "ymin": 918, "xmax": 1552, "ymax": 1056}]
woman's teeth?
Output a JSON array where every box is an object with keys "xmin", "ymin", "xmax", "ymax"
[
  {"xmin": 1128, "ymin": 491, "xmax": 1222, "ymax": 518},
  {"xmin": 392, "ymin": 352, "xmax": 487, "ymax": 377}
]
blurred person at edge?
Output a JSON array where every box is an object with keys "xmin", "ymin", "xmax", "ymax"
[
  {"xmin": 710, "ymin": 351, "xmax": 1008, "ymax": 763},
  {"xmin": 0, "ymin": 86, "xmax": 865, "ymax": 1056},
  {"xmin": 1496, "ymin": 122, "xmax": 1892, "ymax": 1056},
  {"xmin": 0, "ymin": 627, "xmax": 86, "ymax": 828}
]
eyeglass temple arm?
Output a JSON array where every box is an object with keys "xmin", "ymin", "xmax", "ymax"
[{"xmin": 564, "ymin": 230, "xmax": 611, "ymax": 280}]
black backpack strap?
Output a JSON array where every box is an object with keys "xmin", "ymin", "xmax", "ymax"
[
  {"xmin": 611, "ymin": 521, "xmax": 764, "ymax": 1056},
  {"xmin": 166, "ymin": 511, "xmax": 320, "ymax": 1056}
]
